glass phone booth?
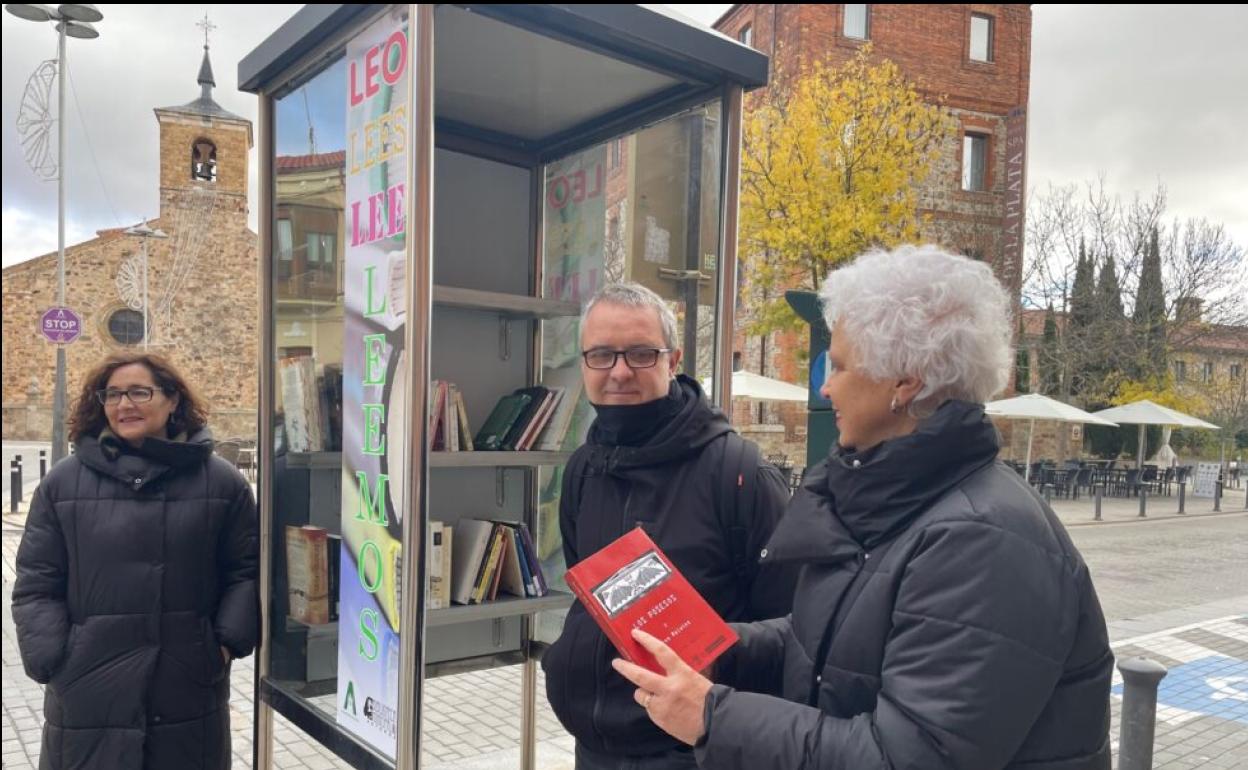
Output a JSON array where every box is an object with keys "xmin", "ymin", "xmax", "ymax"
[{"xmin": 239, "ymin": 5, "xmax": 764, "ymax": 768}]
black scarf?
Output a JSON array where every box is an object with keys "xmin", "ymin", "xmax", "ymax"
[
  {"xmin": 766, "ymin": 400, "xmax": 1001, "ymax": 561},
  {"xmin": 588, "ymin": 378, "xmax": 688, "ymax": 448}
]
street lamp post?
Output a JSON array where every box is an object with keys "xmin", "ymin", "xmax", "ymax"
[
  {"xmin": 124, "ymin": 222, "xmax": 169, "ymax": 349},
  {"xmin": 6, "ymin": 3, "xmax": 103, "ymax": 462}
]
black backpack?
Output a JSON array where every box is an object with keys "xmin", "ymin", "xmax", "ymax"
[{"xmin": 563, "ymin": 432, "xmax": 760, "ymax": 598}]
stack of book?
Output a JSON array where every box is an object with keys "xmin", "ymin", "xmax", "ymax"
[
  {"xmin": 449, "ymin": 519, "xmax": 548, "ymax": 605},
  {"xmin": 473, "ymin": 381, "xmax": 582, "ymax": 451},
  {"xmin": 285, "ymin": 525, "xmax": 342, "ymax": 625},
  {"xmin": 430, "ymin": 380, "xmax": 474, "ymax": 451},
  {"xmin": 428, "ymin": 520, "xmax": 453, "ymax": 610}
]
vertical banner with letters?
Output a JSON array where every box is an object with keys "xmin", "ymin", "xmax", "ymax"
[{"xmin": 336, "ymin": 10, "xmax": 410, "ymax": 759}]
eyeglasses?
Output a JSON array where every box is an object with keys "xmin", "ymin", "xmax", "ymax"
[
  {"xmin": 581, "ymin": 347, "xmax": 673, "ymax": 370},
  {"xmin": 95, "ymin": 386, "xmax": 157, "ymax": 406}
]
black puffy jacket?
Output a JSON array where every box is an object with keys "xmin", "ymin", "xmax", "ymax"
[
  {"xmin": 698, "ymin": 400, "xmax": 1113, "ymax": 770},
  {"xmin": 12, "ymin": 428, "xmax": 258, "ymax": 770},
  {"xmin": 543, "ymin": 376, "xmax": 797, "ymax": 757}
]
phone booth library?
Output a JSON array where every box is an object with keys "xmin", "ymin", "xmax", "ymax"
[{"xmin": 239, "ymin": 5, "xmax": 764, "ymax": 768}]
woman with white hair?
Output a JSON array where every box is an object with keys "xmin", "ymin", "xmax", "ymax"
[{"xmin": 613, "ymin": 245, "xmax": 1113, "ymax": 769}]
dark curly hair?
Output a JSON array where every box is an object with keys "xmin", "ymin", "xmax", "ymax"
[{"xmin": 68, "ymin": 353, "xmax": 209, "ymax": 443}]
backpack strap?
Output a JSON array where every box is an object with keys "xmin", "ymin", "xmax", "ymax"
[
  {"xmin": 719, "ymin": 432, "xmax": 758, "ymax": 600},
  {"xmin": 563, "ymin": 448, "xmax": 592, "ymax": 529}
]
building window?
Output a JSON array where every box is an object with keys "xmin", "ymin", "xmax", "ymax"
[
  {"xmin": 970, "ymin": 13, "xmax": 994, "ymax": 62},
  {"xmin": 738, "ymin": 24, "xmax": 753, "ymax": 47},
  {"xmin": 1202, "ymin": 361, "xmax": 1215, "ymax": 383},
  {"xmin": 191, "ymin": 138, "xmax": 218, "ymax": 182},
  {"xmin": 108, "ymin": 309, "xmax": 145, "ymax": 345},
  {"xmin": 1231, "ymin": 363, "xmax": 1243, "ymax": 379},
  {"xmin": 844, "ymin": 5, "xmax": 870, "ymax": 40},
  {"xmin": 306, "ymin": 232, "xmax": 335, "ymax": 266},
  {"xmin": 1173, "ymin": 360, "xmax": 1187, "ymax": 381},
  {"xmin": 609, "ymin": 138, "xmax": 622, "ymax": 170},
  {"xmin": 962, "ymin": 133, "xmax": 988, "ymax": 191},
  {"xmin": 277, "ymin": 219, "xmax": 293, "ymax": 261}
]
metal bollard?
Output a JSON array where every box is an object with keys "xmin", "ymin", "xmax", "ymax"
[
  {"xmin": 1094, "ymin": 485, "xmax": 1103, "ymax": 521},
  {"xmin": 1117, "ymin": 657, "xmax": 1168, "ymax": 770},
  {"xmin": 1214, "ymin": 482, "xmax": 1221, "ymax": 512},
  {"xmin": 9, "ymin": 460, "xmax": 19, "ymax": 514},
  {"xmin": 40, "ymin": 449, "xmax": 47, "ymax": 479},
  {"xmin": 15, "ymin": 457, "xmax": 23, "ymax": 502},
  {"xmin": 1138, "ymin": 486, "xmax": 1147, "ymax": 518},
  {"xmin": 1178, "ymin": 481, "xmax": 1186, "ymax": 514}
]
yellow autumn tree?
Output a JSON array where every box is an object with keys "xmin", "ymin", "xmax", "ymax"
[{"xmin": 740, "ymin": 46, "xmax": 957, "ymax": 332}]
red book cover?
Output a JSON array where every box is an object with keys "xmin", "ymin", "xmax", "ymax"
[{"xmin": 564, "ymin": 527, "xmax": 738, "ymax": 675}]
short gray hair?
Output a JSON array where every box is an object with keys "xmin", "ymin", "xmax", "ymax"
[
  {"xmin": 819, "ymin": 244, "xmax": 1012, "ymax": 416},
  {"xmin": 582, "ymin": 282, "xmax": 679, "ymax": 350}
]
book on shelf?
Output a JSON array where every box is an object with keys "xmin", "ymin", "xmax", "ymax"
[
  {"xmin": 473, "ymin": 393, "xmax": 532, "ymax": 451},
  {"xmin": 454, "ymin": 387, "xmax": 474, "ymax": 451},
  {"xmin": 327, "ymin": 533, "xmax": 342, "ymax": 622},
  {"xmin": 516, "ymin": 387, "xmax": 562, "ymax": 451},
  {"xmin": 564, "ymin": 527, "xmax": 737, "ymax": 675},
  {"xmin": 516, "ymin": 522, "xmax": 547, "ymax": 596},
  {"xmin": 279, "ymin": 355, "xmax": 326, "ymax": 453},
  {"xmin": 428, "ymin": 521, "xmax": 452, "ymax": 610},
  {"xmin": 428, "ymin": 380, "xmax": 476, "ymax": 452},
  {"xmin": 500, "ymin": 386, "xmax": 550, "ymax": 451},
  {"xmin": 472, "ymin": 525, "xmax": 503, "ymax": 604},
  {"xmin": 468, "ymin": 384, "xmax": 574, "ymax": 452},
  {"xmin": 286, "ymin": 525, "xmax": 331, "ymax": 625},
  {"xmin": 429, "ymin": 380, "xmax": 446, "ymax": 450},
  {"xmin": 450, "ymin": 519, "xmax": 495, "ymax": 605},
  {"xmin": 445, "ymin": 382, "xmax": 459, "ymax": 452},
  {"xmin": 448, "ymin": 519, "xmax": 550, "ymax": 604},
  {"xmin": 535, "ymin": 375, "xmax": 583, "ymax": 451}
]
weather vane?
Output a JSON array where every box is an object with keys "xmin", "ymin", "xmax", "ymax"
[{"xmin": 196, "ymin": 12, "xmax": 217, "ymax": 48}]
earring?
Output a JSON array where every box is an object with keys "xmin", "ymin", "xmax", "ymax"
[{"xmin": 890, "ymin": 397, "xmax": 902, "ymax": 414}]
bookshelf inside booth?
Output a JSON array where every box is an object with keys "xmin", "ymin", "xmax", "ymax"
[{"xmin": 272, "ymin": 146, "xmax": 582, "ymax": 687}]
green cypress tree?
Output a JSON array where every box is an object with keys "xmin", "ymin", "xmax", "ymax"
[
  {"xmin": 1070, "ymin": 238, "xmax": 1096, "ymax": 330},
  {"xmin": 1015, "ymin": 316, "xmax": 1031, "ymax": 394},
  {"xmin": 1068, "ymin": 239, "xmax": 1096, "ymax": 397},
  {"xmin": 1132, "ymin": 226, "xmax": 1167, "ymax": 380},
  {"xmin": 1040, "ymin": 305, "xmax": 1061, "ymax": 395}
]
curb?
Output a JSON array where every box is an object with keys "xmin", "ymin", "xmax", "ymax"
[{"xmin": 1065, "ymin": 508, "xmax": 1248, "ymax": 528}]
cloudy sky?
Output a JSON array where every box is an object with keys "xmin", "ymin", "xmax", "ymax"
[{"xmin": 3, "ymin": 4, "xmax": 1246, "ymax": 269}]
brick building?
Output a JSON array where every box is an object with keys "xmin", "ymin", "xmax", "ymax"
[
  {"xmin": 714, "ymin": 4, "xmax": 1032, "ymax": 459},
  {"xmin": 2, "ymin": 46, "xmax": 258, "ymax": 442}
]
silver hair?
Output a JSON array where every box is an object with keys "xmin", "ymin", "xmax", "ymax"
[
  {"xmin": 819, "ymin": 244, "xmax": 1013, "ymax": 417},
  {"xmin": 581, "ymin": 282, "xmax": 679, "ymax": 350}
]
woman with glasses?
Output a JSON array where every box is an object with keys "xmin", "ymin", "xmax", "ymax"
[{"xmin": 13, "ymin": 352, "xmax": 257, "ymax": 770}]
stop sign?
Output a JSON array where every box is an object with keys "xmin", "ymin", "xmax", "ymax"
[{"xmin": 40, "ymin": 307, "xmax": 82, "ymax": 344}]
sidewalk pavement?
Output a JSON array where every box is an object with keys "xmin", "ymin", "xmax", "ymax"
[{"xmin": 3, "ymin": 509, "xmax": 1246, "ymax": 768}]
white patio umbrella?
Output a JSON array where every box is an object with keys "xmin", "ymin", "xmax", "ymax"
[
  {"xmin": 703, "ymin": 370, "xmax": 810, "ymax": 402},
  {"xmin": 1090, "ymin": 399, "xmax": 1220, "ymax": 469},
  {"xmin": 984, "ymin": 393, "xmax": 1119, "ymax": 481}
]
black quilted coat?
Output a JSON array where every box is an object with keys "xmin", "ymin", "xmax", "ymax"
[
  {"xmin": 698, "ymin": 401, "xmax": 1113, "ymax": 770},
  {"xmin": 12, "ymin": 428, "xmax": 258, "ymax": 770}
]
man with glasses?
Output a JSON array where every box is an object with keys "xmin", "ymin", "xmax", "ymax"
[{"xmin": 543, "ymin": 282, "xmax": 796, "ymax": 770}]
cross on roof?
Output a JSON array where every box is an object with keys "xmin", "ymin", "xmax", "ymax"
[{"xmin": 196, "ymin": 13, "xmax": 217, "ymax": 49}]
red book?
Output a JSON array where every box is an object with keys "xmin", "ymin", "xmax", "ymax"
[{"xmin": 565, "ymin": 527, "xmax": 738, "ymax": 675}]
